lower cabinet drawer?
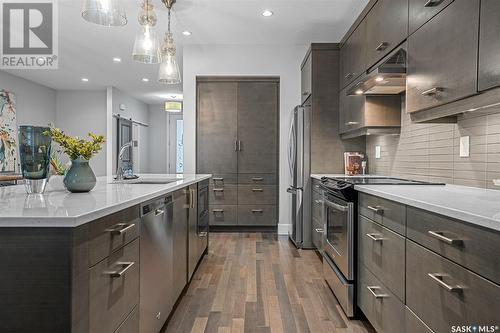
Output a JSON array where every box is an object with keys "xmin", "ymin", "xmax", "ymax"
[
  {"xmin": 405, "ymin": 307, "xmax": 434, "ymax": 333},
  {"xmin": 358, "ymin": 193, "xmax": 406, "ymax": 235},
  {"xmin": 406, "ymin": 240, "xmax": 500, "ymax": 333},
  {"xmin": 312, "ymin": 218, "xmax": 324, "ymax": 250},
  {"xmin": 115, "ymin": 306, "xmax": 139, "ymax": 333},
  {"xmin": 358, "ymin": 215, "xmax": 405, "ymax": 301},
  {"xmin": 209, "ymin": 184, "xmax": 238, "ymax": 205},
  {"xmin": 209, "ymin": 173, "xmax": 238, "ymax": 185},
  {"xmin": 237, "ymin": 205, "xmax": 276, "ymax": 226},
  {"xmin": 238, "ymin": 185, "xmax": 277, "ymax": 205},
  {"xmin": 89, "ymin": 239, "xmax": 139, "ymax": 333},
  {"xmin": 238, "ymin": 173, "xmax": 277, "ymax": 185},
  {"xmin": 358, "ymin": 263, "xmax": 405, "ymax": 333},
  {"xmin": 209, "ymin": 205, "xmax": 238, "ymax": 226}
]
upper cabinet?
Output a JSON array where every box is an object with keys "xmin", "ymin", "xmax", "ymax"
[
  {"xmin": 301, "ymin": 53, "xmax": 312, "ymax": 103},
  {"xmin": 478, "ymin": 0, "xmax": 500, "ymax": 92},
  {"xmin": 406, "ymin": 0, "xmax": 479, "ymax": 113},
  {"xmin": 408, "ymin": 0, "xmax": 454, "ymax": 35},
  {"xmin": 365, "ymin": 0, "xmax": 408, "ymax": 68},
  {"xmin": 340, "ymin": 19, "xmax": 367, "ymax": 88}
]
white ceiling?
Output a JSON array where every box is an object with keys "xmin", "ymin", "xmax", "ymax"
[{"xmin": 5, "ymin": 0, "xmax": 369, "ymax": 104}]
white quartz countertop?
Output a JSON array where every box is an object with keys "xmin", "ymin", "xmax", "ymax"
[
  {"xmin": 355, "ymin": 184, "xmax": 500, "ymax": 232},
  {"xmin": 311, "ymin": 173, "xmax": 380, "ymax": 180},
  {"xmin": 0, "ymin": 174, "xmax": 211, "ymax": 227}
]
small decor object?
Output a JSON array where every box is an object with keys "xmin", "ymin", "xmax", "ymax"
[
  {"xmin": 0, "ymin": 90, "xmax": 18, "ymax": 173},
  {"xmin": 47, "ymin": 151, "xmax": 68, "ymax": 191},
  {"xmin": 44, "ymin": 126, "xmax": 105, "ymax": 193},
  {"xmin": 18, "ymin": 126, "xmax": 52, "ymax": 194},
  {"xmin": 344, "ymin": 152, "xmax": 365, "ymax": 176}
]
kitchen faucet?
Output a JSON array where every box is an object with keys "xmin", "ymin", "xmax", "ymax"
[{"xmin": 116, "ymin": 141, "xmax": 132, "ymax": 181}]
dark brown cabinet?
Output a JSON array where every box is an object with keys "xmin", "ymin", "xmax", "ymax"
[
  {"xmin": 365, "ymin": 0, "xmax": 408, "ymax": 68},
  {"xmin": 340, "ymin": 19, "xmax": 367, "ymax": 88},
  {"xmin": 406, "ymin": 0, "xmax": 480, "ymax": 113},
  {"xmin": 197, "ymin": 79, "xmax": 279, "ymax": 227},
  {"xmin": 408, "ymin": 0, "xmax": 454, "ymax": 35},
  {"xmin": 478, "ymin": 0, "xmax": 500, "ymax": 92},
  {"xmin": 301, "ymin": 54, "xmax": 312, "ymax": 103}
]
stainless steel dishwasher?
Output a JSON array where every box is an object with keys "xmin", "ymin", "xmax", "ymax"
[{"xmin": 140, "ymin": 195, "xmax": 174, "ymax": 333}]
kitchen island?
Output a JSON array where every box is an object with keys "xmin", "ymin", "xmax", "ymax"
[{"xmin": 0, "ymin": 174, "xmax": 211, "ymax": 333}]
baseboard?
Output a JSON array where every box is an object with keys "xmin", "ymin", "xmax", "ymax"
[{"xmin": 277, "ymin": 223, "xmax": 290, "ymax": 235}]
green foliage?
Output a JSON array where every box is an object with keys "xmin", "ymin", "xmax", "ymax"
[
  {"xmin": 50, "ymin": 151, "xmax": 68, "ymax": 175},
  {"xmin": 44, "ymin": 126, "xmax": 105, "ymax": 161}
]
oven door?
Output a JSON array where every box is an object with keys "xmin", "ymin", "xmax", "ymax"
[{"xmin": 323, "ymin": 193, "xmax": 354, "ymax": 280}]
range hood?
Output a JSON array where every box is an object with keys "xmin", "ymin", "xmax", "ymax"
[{"xmin": 347, "ymin": 48, "xmax": 406, "ymax": 96}]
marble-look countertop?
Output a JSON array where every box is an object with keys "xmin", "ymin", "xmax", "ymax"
[
  {"xmin": 0, "ymin": 174, "xmax": 211, "ymax": 227},
  {"xmin": 310, "ymin": 173, "xmax": 381, "ymax": 180}
]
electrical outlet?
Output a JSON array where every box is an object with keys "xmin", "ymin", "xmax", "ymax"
[
  {"xmin": 460, "ymin": 136, "xmax": 470, "ymax": 157},
  {"xmin": 375, "ymin": 145, "xmax": 381, "ymax": 159}
]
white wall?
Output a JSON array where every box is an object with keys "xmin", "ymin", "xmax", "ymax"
[
  {"xmin": 0, "ymin": 70, "xmax": 56, "ymax": 126},
  {"xmin": 148, "ymin": 104, "xmax": 169, "ymax": 173},
  {"xmin": 56, "ymin": 90, "xmax": 107, "ymax": 176},
  {"xmin": 183, "ymin": 44, "xmax": 307, "ymax": 233},
  {"xmin": 110, "ymin": 87, "xmax": 150, "ymax": 174}
]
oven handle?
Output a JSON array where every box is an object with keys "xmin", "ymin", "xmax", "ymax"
[{"xmin": 324, "ymin": 200, "xmax": 349, "ymax": 212}]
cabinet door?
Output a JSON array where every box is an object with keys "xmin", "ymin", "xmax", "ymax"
[
  {"xmin": 409, "ymin": 0, "xmax": 454, "ymax": 35},
  {"xmin": 339, "ymin": 87, "xmax": 365, "ymax": 134},
  {"xmin": 301, "ymin": 54, "xmax": 312, "ymax": 103},
  {"xmin": 237, "ymin": 81, "xmax": 279, "ymax": 174},
  {"xmin": 340, "ymin": 20, "xmax": 367, "ymax": 88},
  {"xmin": 172, "ymin": 189, "xmax": 188, "ymax": 302},
  {"xmin": 478, "ymin": 0, "xmax": 500, "ymax": 92},
  {"xmin": 196, "ymin": 82, "xmax": 238, "ymax": 174},
  {"xmin": 406, "ymin": 0, "xmax": 479, "ymax": 113},
  {"xmin": 365, "ymin": 0, "xmax": 408, "ymax": 67}
]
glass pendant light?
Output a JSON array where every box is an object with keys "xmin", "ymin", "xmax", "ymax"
[
  {"xmin": 132, "ymin": 0, "xmax": 160, "ymax": 64},
  {"xmin": 158, "ymin": 1, "xmax": 181, "ymax": 84},
  {"xmin": 82, "ymin": 0, "xmax": 127, "ymax": 27}
]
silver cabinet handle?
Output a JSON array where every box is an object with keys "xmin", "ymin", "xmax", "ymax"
[
  {"xmin": 367, "ymin": 205, "xmax": 383, "ymax": 214},
  {"xmin": 366, "ymin": 233, "xmax": 386, "ymax": 242},
  {"xmin": 367, "ymin": 286, "xmax": 389, "ymax": 298},
  {"xmin": 427, "ymin": 273, "xmax": 463, "ymax": 293},
  {"xmin": 252, "ymin": 209, "xmax": 264, "ymax": 213},
  {"xmin": 427, "ymin": 231, "xmax": 463, "ymax": 246},
  {"xmin": 252, "ymin": 188, "xmax": 263, "ymax": 192},
  {"xmin": 106, "ymin": 223, "xmax": 135, "ymax": 236},
  {"xmin": 190, "ymin": 189, "xmax": 195, "ymax": 209},
  {"xmin": 238, "ymin": 140, "xmax": 242, "ymax": 151},
  {"xmin": 212, "ymin": 209, "xmax": 224, "ymax": 213},
  {"xmin": 345, "ymin": 121, "xmax": 360, "ymax": 126},
  {"xmin": 424, "ymin": 0, "xmax": 444, "ymax": 7},
  {"xmin": 315, "ymin": 199, "xmax": 323, "ymax": 204},
  {"xmin": 199, "ymin": 232, "xmax": 208, "ymax": 237},
  {"xmin": 315, "ymin": 228, "xmax": 324, "ymax": 233},
  {"xmin": 234, "ymin": 140, "xmax": 238, "ymax": 151},
  {"xmin": 104, "ymin": 262, "xmax": 135, "ymax": 278},
  {"xmin": 325, "ymin": 201, "xmax": 348, "ymax": 212},
  {"xmin": 155, "ymin": 209, "xmax": 165, "ymax": 216},
  {"xmin": 421, "ymin": 87, "xmax": 443, "ymax": 96},
  {"xmin": 213, "ymin": 177, "xmax": 224, "ymax": 182},
  {"xmin": 252, "ymin": 177, "xmax": 264, "ymax": 181},
  {"xmin": 375, "ymin": 42, "xmax": 388, "ymax": 51},
  {"xmin": 213, "ymin": 188, "xmax": 224, "ymax": 192}
]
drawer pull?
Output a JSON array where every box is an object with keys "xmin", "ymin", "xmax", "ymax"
[
  {"xmin": 365, "ymin": 233, "xmax": 386, "ymax": 242},
  {"xmin": 421, "ymin": 87, "xmax": 443, "ymax": 96},
  {"xmin": 213, "ymin": 188, "xmax": 224, "ymax": 192},
  {"xmin": 367, "ymin": 205, "xmax": 383, "ymax": 214},
  {"xmin": 315, "ymin": 199, "xmax": 323, "ymax": 205},
  {"xmin": 428, "ymin": 231, "xmax": 463, "ymax": 246},
  {"xmin": 199, "ymin": 232, "xmax": 208, "ymax": 237},
  {"xmin": 213, "ymin": 177, "xmax": 224, "ymax": 182},
  {"xmin": 315, "ymin": 185, "xmax": 320, "ymax": 189},
  {"xmin": 315, "ymin": 228, "xmax": 324, "ymax": 233},
  {"xmin": 344, "ymin": 73, "xmax": 354, "ymax": 79},
  {"xmin": 212, "ymin": 209, "xmax": 224, "ymax": 213},
  {"xmin": 367, "ymin": 286, "xmax": 389, "ymax": 299},
  {"xmin": 345, "ymin": 121, "xmax": 360, "ymax": 126},
  {"xmin": 252, "ymin": 188, "xmax": 264, "ymax": 192},
  {"xmin": 252, "ymin": 209, "xmax": 264, "ymax": 213},
  {"xmin": 104, "ymin": 262, "xmax": 135, "ymax": 278},
  {"xmin": 106, "ymin": 223, "xmax": 135, "ymax": 236},
  {"xmin": 375, "ymin": 42, "xmax": 388, "ymax": 51},
  {"xmin": 427, "ymin": 273, "xmax": 463, "ymax": 293},
  {"xmin": 424, "ymin": 0, "xmax": 444, "ymax": 7},
  {"xmin": 252, "ymin": 177, "xmax": 264, "ymax": 181}
]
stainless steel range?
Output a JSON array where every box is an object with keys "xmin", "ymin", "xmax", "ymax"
[{"xmin": 319, "ymin": 176, "xmax": 444, "ymax": 318}]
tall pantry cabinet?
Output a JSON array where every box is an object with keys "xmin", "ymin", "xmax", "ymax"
[{"xmin": 196, "ymin": 78, "xmax": 279, "ymax": 227}]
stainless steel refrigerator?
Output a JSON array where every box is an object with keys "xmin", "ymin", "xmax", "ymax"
[{"xmin": 287, "ymin": 98, "xmax": 313, "ymax": 249}]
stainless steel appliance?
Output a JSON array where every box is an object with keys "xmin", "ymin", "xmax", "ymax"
[
  {"xmin": 188, "ymin": 180, "xmax": 209, "ymax": 281},
  {"xmin": 140, "ymin": 195, "xmax": 174, "ymax": 333},
  {"xmin": 320, "ymin": 176, "xmax": 444, "ymax": 318},
  {"xmin": 287, "ymin": 98, "xmax": 313, "ymax": 248}
]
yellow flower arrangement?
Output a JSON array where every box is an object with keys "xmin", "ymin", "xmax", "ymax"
[{"xmin": 44, "ymin": 126, "xmax": 105, "ymax": 161}]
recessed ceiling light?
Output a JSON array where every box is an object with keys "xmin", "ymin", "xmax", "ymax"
[
  {"xmin": 182, "ymin": 31, "xmax": 192, "ymax": 36},
  {"xmin": 113, "ymin": 57, "xmax": 121, "ymax": 63},
  {"xmin": 261, "ymin": 10, "xmax": 273, "ymax": 17},
  {"xmin": 81, "ymin": 78, "xmax": 89, "ymax": 82},
  {"xmin": 142, "ymin": 78, "xmax": 149, "ymax": 82}
]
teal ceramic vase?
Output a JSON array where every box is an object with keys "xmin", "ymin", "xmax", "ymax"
[{"xmin": 63, "ymin": 157, "xmax": 96, "ymax": 193}]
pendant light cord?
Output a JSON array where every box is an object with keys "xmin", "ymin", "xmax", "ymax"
[{"xmin": 167, "ymin": 8, "xmax": 171, "ymax": 33}]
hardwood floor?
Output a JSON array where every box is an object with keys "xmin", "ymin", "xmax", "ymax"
[{"xmin": 164, "ymin": 233, "xmax": 374, "ymax": 333}]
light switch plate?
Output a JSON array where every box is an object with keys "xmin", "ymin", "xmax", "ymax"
[
  {"xmin": 375, "ymin": 145, "xmax": 381, "ymax": 159},
  {"xmin": 460, "ymin": 136, "xmax": 470, "ymax": 157}
]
